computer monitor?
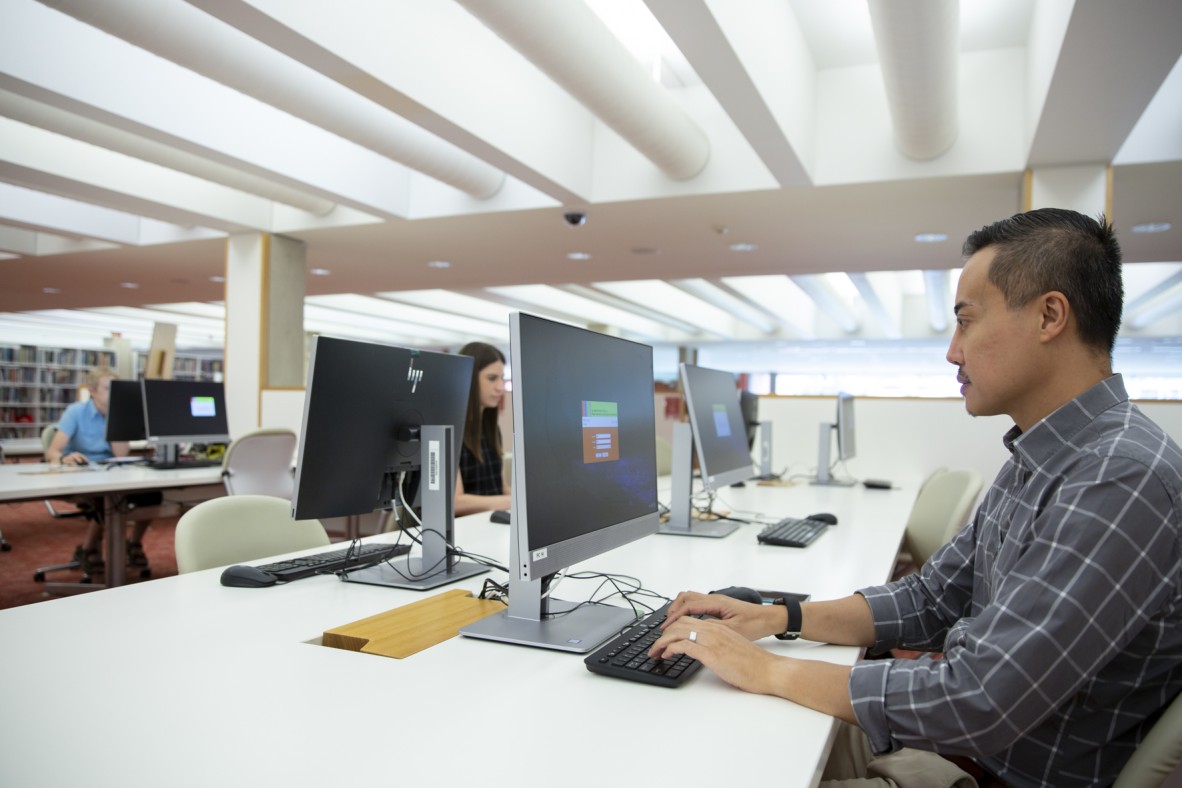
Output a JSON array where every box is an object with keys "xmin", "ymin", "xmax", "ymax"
[
  {"xmin": 460, "ymin": 313, "xmax": 660, "ymax": 652},
  {"xmin": 291, "ymin": 335, "xmax": 486, "ymax": 590},
  {"xmin": 739, "ymin": 390, "xmax": 759, "ymax": 451},
  {"xmin": 660, "ymin": 363, "xmax": 749, "ymax": 538},
  {"xmin": 813, "ymin": 392, "xmax": 857, "ymax": 486},
  {"xmin": 105, "ymin": 379, "xmax": 145, "ymax": 442},
  {"xmin": 140, "ymin": 379, "xmax": 230, "ymax": 463}
]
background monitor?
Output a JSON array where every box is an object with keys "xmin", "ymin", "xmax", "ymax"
[
  {"xmin": 460, "ymin": 312, "xmax": 660, "ymax": 652},
  {"xmin": 681, "ymin": 363, "xmax": 753, "ymax": 490},
  {"xmin": 105, "ymin": 379, "xmax": 145, "ymax": 443},
  {"xmin": 813, "ymin": 392, "xmax": 857, "ymax": 486},
  {"xmin": 140, "ymin": 379, "xmax": 230, "ymax": 445},
  {"xmin": 739, "ymin": 390, "xmax": 759, "ymax": 452},
  {"xmin": 291, "ymin": 336, "xmax": 485, "ymax": 590}
]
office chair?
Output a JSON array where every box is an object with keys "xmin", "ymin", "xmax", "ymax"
[
  {"xmin": 33, "ymin": 424, "xmax": 160, "ymax": 583},
  {"xmin": 897, "ymin": 468, "xmax": 984, "ymax": 572},
  {"xmin": 655, "ymin": 434, "xmax": 673, "ymax": 477},
  {"xmin": 1114, "ymin": 690, "xmax": 1182, "ymax": 787},
  {"xmin": 220, "ymin": 427, "xmax": 298, "ymax": 498},
  {"xmin": 174, "ymin": 494, "xmax": 330, "ymax": 573}
]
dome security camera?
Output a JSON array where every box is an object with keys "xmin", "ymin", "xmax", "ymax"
[{"xmin": 563, "ymin": 212, "xmax": 587, "ymax": 226}]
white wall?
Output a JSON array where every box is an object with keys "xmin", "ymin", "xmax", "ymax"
[{"xmin": 758, "ymin": 396, "xmax": 1182, "ymax": 488}]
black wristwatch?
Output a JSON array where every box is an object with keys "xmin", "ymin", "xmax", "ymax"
[{"xmin": 772, "ymin": 597, "xmax": 802, "ymax": 641}]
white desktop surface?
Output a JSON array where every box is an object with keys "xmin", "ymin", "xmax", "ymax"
[
  {"xmin": 0, "ymin": 480, "xmax": 915, "ymax": 788},
  {"xmin": 0, "ymin": 461, "xmax": 223, "ymax": 501}
]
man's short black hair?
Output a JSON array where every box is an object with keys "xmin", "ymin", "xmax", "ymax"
[{"xmin": 963, "ymin": 208, "xmax": 1123, "ymax": 355}]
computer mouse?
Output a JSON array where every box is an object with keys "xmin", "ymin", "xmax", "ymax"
[
  {"xmin": 220, "ymin": 564, "xmax": 278, "ymax": 588},
  {"xmin": 490, "ymin": 509, "xmax": 511, "ymax": 525},
  {"xmin": 807, "ymin": 512, "xmax": 838, "ymax": 526},
  {"xmin": 710, "ymin": 586, "xmax": 764, "ymax": 605}
]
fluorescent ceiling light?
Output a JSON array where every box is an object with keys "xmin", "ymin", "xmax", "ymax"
[{"xmin": 487, "ymin": 284, "xmax": 673, "ymax": 340}]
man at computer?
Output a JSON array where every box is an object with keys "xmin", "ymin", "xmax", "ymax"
[
  {"xmin": 649, "ymin": 209, "xmax": 1182, "ymax": 787},
  {"xmin": 46, "ymin": 368, "xmax": 157, "ymax": 576}
]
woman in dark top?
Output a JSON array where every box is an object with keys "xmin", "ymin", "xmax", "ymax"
[{"xmin": 455, "ymin": 342, "xmax": 511, "ymax": 516}]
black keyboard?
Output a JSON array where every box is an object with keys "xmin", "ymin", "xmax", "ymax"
[
  {"xmin": 756, "ymin": 516, "xmax": 830, "ymax": 547},
  {"xmin": 584, "ymin": 602, "xmax": 704, "ymax": 688},
  {"xmin": 255, "ymin": 542, "xmax": 411, "ymax": 582},
  {"xmin": 147, "ymin": 458, "xmax": 223, "ymax": 470}
]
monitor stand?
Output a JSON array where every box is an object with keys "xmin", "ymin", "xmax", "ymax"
[
  {"xmin": 658, "ymin": 422, "xmax": 738, "ymax": 538},
  {"xmin": 460, "ymin": 575, "xmax": 635, "ymax": 653},
  {"xmin": 811, "ymin": 422, "xmax": 856, "ymax": 487},
  {"xmin": 342, "ymin": 424, "xmax": 488, "ymax": 590},
  {"xmin": 751, "ymin": 420, "xmax": 781, "ymax": 481}
]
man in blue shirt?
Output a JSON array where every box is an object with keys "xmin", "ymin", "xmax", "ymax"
[
  {"xmin": 649, "ymin": 209, "xmax": 1182, "ymax": 787},
  {"xmin": 47, "ymin": 368, "xmax": 155, "ymax": 576}
]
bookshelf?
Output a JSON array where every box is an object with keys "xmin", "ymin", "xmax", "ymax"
[
  {"xmin": 0, "ymin": 345, "xmax": 117, "ymax": 440},
  {"xmin": 1, "ymin": 345, "xmax": 224, "ymax": 441}
]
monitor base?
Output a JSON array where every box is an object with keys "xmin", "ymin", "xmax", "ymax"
[
  {"xmin": 658, "ymin": 520, "xmax": 739, "ymax": 538},
  {"xmin": 341, "ymin": 556, "xmax": 488, "ymax": 591},
  {"xmin": 809, "ymin": 478, "xmax": 857, "ymax": 487},
  {"xmin": 459, "ymin": 599, "xmax": 635, "ymax": 653}
]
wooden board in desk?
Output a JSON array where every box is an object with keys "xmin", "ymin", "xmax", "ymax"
[{"xmin": 322, "ymin": 588, "xmax": 504, "ymax": 659}]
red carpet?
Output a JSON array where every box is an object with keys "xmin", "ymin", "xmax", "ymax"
[{"xmin": 0, "ymin": 499, "xmax": 180, "ymax": 609}]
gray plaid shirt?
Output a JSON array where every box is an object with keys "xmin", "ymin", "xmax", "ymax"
[{"xmin": 850, "ymin": 375, "xmax": 1182, "ymax": 787}]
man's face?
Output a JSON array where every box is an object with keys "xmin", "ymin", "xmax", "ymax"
[
  {"xmin": 945, "ymin": 248, "xmax": 1046, "ymax": 425},
  {"xmin": 90, "ymin": 376, "xmax": 113, "ymax": 416}
]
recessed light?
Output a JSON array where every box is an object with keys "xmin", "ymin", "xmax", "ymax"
[
  {"xmin": 309, "ymin": 268, "xmax": 331, "ymax": 276},
  {"xmin": 427, "ymin": 260, "xmax": 451, "ymax": 269},
  {"xmin": 729, "ymin": 243, "xmax": 757, "ymax": 252},
  {"xmin": 567, "ymin": 252, "xmax": 591, "ymax": 261},
  {"xmin": 914, "ymin": 233, "xmax": 948, "ymax": 243},
  {"xmin": 120, "ymin": 282, "xmax": 139, "ymax": 289},
  {"xmin": 42, "ymin": 287, "xmax": 61, "ymax": 294},
  {"xmin": 1131, "ymin": 222, "xmax": 1172, "ymax": 234},
  {"xmin": 209, "ymin": 275, "xmax": 225, "ymax": 283}
]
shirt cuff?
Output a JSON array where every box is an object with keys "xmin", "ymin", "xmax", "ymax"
[{"xmin": 849, "ymin": 660, "xmax": 898, "ymax": 755}]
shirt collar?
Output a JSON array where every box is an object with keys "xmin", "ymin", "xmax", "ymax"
[{"xmin": 1003, "ymin": 374, "xmax": 1128, "ymax": 468}]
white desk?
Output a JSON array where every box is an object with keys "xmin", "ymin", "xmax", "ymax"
[
  {"xmin": 0, "ymin": 480, "xmax": 914, "ymax": 788},
  {"xmin": 0, "ymin": 462, "xmax": 223, "ymax": 589}
]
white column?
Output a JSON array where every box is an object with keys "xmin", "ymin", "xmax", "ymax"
[
  {"xmin": 224, "ymin": 233, "xmax": 306, "ymax": 439},
  {"xmin": 1025, "ymin": 164, "xmax": 1112, "ymax": 216}
]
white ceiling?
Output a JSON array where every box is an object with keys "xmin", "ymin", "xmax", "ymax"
[{"xmin": 0, "ymin": 0, "xmax": 1180, "ymax": 353}]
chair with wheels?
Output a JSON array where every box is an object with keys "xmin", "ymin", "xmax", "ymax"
[
  {"xmin": 896, "ymin": 468, "xmax": 984, "ymax": 574},
  {"xmin": 1113, "ymin": 689, "xmax": 1182, "ymax": 787},
  {"xmin": 220, "ymin": 427, "xmax": 298, "ymax": 499},
  {"xmin": 174, "ymin": 494, "xmax": 330, "ymax": 573},
  {"xmin": 33, "ymin": 424, "xmax": 105, "ymax": 582}
]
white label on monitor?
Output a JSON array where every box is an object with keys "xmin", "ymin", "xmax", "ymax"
[
  {"xmin": 532, "ymin": 548, "xmax": 547, "ymax": 561},
  {"xmin": 428, "ymin": 440, "xmax": 440, "ymax": 491}
]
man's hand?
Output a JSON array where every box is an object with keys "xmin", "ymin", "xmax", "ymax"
[
  {"xmin": 648, "ymin": 615, "xmax": 787, "ymax": 695},
  {"xmin": 662, "ymin": 590, "xmax": 786, "ymax": 641}
]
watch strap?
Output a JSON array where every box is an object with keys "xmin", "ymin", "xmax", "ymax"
[{"xmin": 772, "ymin": 597, "xmax": 802, "ymax": 640}]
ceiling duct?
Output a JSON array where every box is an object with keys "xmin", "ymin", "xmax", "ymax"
[
  {"xmin": 0, "ymin": 89, "xmax": 336, "ymax": 216},
  {"xmin": 40, "ymin": 0, "xmax": 505, "ymax": 199},
  {"xmin": 456, "ymin": 0, "xmax": 710, "ymax": 181},
  {"xmin": 868, "ymin": 0, "xmax": 960, "ymax": 160}
]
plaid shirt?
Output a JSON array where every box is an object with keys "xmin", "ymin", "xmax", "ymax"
[
  {"xmin": 459, "ymin": 431, "xmax": 504, "ymax": 496},
  {"xmin": 850, "ymin": 375, "xmax": 1182, "ymax": 787}
]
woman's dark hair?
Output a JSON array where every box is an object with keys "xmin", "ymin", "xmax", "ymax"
[
  {"xmin": 963, "ymin": 208, "xmax": 1123, "ymax": 356},
  {"xmin": 458, "ymin": 342, "xmax": 506, "ymax": 463}
]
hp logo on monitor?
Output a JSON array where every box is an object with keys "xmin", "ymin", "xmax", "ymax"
[{"xmin": 407, "ymin": 359, "xmax": 424, "ymax": 393}]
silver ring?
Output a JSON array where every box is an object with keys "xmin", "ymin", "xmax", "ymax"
[{"xmin": 688, "ymin": 630, "xmax": 698, "ymax": 643}]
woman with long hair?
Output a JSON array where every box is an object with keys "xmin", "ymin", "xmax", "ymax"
[{"xmin": 455, "ymin": 342, "xmax": 511, "ymax": 516}]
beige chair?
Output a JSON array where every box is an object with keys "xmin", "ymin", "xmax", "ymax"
[
  {"xmin": 1114, "ymin": 690, "xmax": 1182, "ymax": 787},
  {"xmin": 655, "ymin": 434, "xmax": 673, "ymax": 477},
  {"xmin": 899, "ymin": 468, "xmax": 984, "ymax": 570},
  {"xmin": 174, "ymin": 494, "xmax": 329, "ymax": 573},
  {"xmin": 220, "ymin": 428, "xmax": 298, "ymax": 498}
]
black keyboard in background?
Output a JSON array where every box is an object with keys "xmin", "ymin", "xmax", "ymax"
[
  {"xmin": 756, "ymin": 516, "xmax": 830, "ymax": 548},
  {"xmin": 147, "ymin": 458, "xmax": 223, "ymax": 470},
  {"xmin": 584, "ymin": 602, "xmax": 704, "ymax": 688},
  {"xmin": 255, "ymin": 542, "xmax": 411, "ymax": 582}
]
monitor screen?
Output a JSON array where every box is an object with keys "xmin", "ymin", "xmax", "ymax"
[
  {"xmin": 141, "ymin": 379, "xmax": 229, "ymax": 444},
  {"xmin": 681, "ymin": 363, "xmax": 752, "ymax": 490},
  {"xmin": 106, "ymin": 379, "xmax": 145, "ymax": 442},
  {"xmin": 291, "ymin": 336, "xmax": 473, "ymax": 521},
  {"xmin": 461, "ymin": 313, "xmax": 659, "ymax": 651}
]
